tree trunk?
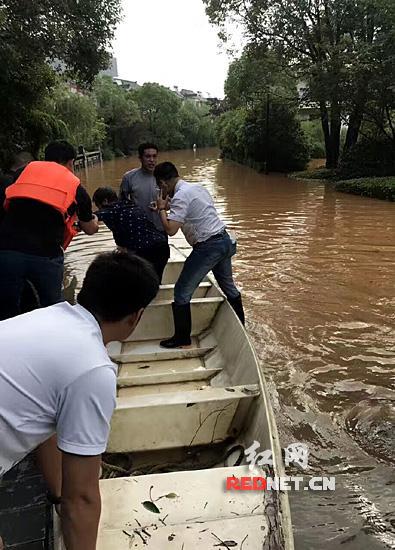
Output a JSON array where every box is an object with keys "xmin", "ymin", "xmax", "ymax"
[
  {"xmin": 320, "ymin": 102, "xmax": 333, "ymax": 168},
  {"xmin": 343, "ymin": 99, "xmax": 366, "ymax": 153},
  {"xmin": 329, "ymin": 100, "xmax": 341, "ymax": 168},
  {"xmin": 321, "ymin": 100, "xmax": 341, "ymax": 169}
]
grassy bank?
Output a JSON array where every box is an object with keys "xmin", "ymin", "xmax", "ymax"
[
  {"xmin": 335, "ymin": 177, "xmax": 395, "ymax": 201},
  {"xmin": 291, "ymin": 168, "xmax": 395, "ymax": 202}
]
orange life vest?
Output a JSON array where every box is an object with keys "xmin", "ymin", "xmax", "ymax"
[{"xmin": 5, "ymin": 161, "xmax": 81, "ymax": 249}]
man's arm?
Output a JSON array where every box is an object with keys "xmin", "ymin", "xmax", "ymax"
[
  {"xmin": 75, "ymin": 185, "xmax": 99, "ymax": 235},
  {"xmin": 79, "ymin": 214, "xmax": 99, "ymax": 235},
  {"xmin": 61, "ymin": 453, "xmax": 102, "ymax": 550},
  {"xmin": 119, "ymin": 172, "xmax": 133, "ymax": 200},
  {"xmin": 158, "ymin": 209, "xmax": 182, "ymax": 236},
  {"xmin": 55, "ymin": 366, "xmax": 117, "ymax": 549}
]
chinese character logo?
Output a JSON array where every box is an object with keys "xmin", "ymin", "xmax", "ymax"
[{"xmin": 284, "ymin": 443, "xmax": 309, "ymax": 470}]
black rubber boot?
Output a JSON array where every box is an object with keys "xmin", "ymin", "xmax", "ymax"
[
  {"xmin": 160, "ymin": 302, "xmax": 192, "ymax": 348},
  {"xmin": 228, "ymin": 293, "xmax": 245, "ymax": 325}
]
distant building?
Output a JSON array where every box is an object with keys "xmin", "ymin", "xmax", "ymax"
[
  {"xmin": 175, "ymin": 88, "xmax": 209, "ymax": 106},
  {"xmin": 297, "ymin": 81, "xmax": 319, "ymax": 121},
  {"xmin": 113, "ymin": 78, "xmax": 140, "ymax": 92},
  {"xmin": 100, "ymin": 56, "xmax": 118, "ymax": 78}
]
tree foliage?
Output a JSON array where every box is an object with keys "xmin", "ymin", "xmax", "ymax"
[
  {"xmin": 216, "ymin": 46, "xmax": 309, "ymax": 171},
  {"xmin": 204, "ymin": 0, "xmax": 395, "ymax": 169},
  {"xmin": 131, "ymin": 83, "xmax": 184, "ymax": 150},
  {"xmin": 0, "ymin": 0, "xmax": 121, "ymax": 167},
  {"xmin": 51, "ymin": 83, "xmax": 106, "ymax": 150}
]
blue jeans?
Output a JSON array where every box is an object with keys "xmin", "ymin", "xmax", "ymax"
[
  {"xmin": 0, "ymin": 250, "xmax": 64, "ymax": 320},
  {"xmin": 174, "ymin": 231, "xmax": 240, "ymax": 305}
]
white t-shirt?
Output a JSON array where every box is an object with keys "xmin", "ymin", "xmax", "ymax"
[
  {"xmin": 0, "ymin": 302, "xmax": 117, "ymax": 476},
  {"xmin": 168, "ymin": 180, "xmax": 225, "ymax": 245}
]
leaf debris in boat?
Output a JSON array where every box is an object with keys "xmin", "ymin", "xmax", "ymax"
[
  {"xmin": 168, "ymin": 533, "xmax": 176, "ymax": 541},
  {"xmin": 142, "ymin": 501, "xmax": 160, "ymax": 514},
  {"xmin": 211, "ymin": 532, "xmax": 238, "ymax": 547},
  {"xmin": 186, "ymin": 403, "xmax": 196, "ymax": 407},
  {"xmin": 240, "ymin": 534, "xmax": 248, "ymax": 550},
  {"xmin": 138, "ymin": 365, "xmax": 151, "ymax": 369}
]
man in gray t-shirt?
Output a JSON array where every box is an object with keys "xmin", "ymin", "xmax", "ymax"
[{"xmin": 119, "ymin": 142, "xmax": 164, "ymax": 232}]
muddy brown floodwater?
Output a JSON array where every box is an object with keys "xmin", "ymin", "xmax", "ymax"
[{"xmin": 74, "ymin": 148, "xmax": 395, "ymax": 550}]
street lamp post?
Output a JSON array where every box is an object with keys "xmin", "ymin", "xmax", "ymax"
[{"xmin": 264, "ymin": 90, "xmax": 270, "ymax": 174}]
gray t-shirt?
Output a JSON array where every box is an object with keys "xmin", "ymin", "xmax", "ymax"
[
  {"xmin": 0, "ymin": 302, "xmax": 117, "ymax": 475},
  {"xmin": 119, "ymin": 167, "xmax": 163, "ymax": 231}
]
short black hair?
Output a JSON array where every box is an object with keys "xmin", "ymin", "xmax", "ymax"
[
  {"xmin": 92, "ymin": 187, "xmax": 118, "ymax": 207},
  {"xmin": 154, "ymin": 162, "xmax": 179, "ymax": 182},
  {"xmin": 77, "ymin": 251, "xmax": 159, "ymax": 322},
  {"xmin": 138, "ymin": 142, "xmax": 158, "ymax": 157},
  {"xmin": 44, "ymin": 140, "xmax": 76, "ymax": 164}
]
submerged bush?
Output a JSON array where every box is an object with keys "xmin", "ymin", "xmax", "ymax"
[{"xmin": 335, "ymin": 177, "xmax": 395, "ymax": 201}]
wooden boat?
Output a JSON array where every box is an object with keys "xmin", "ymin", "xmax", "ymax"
[{"xmin": 56, "ymin": 228, "xmax": 294, "ymax": 550}]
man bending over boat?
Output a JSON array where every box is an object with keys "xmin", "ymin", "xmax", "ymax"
[
  {"xmin": 0, "ymin": 251, "xmax": 159, "ymax": 550},
  {"xmin": 93, "ymin": 186, "xmax": 170, "ymax": 281},
  {"xmin": 154, "ymin": 161, "xmax": 245, "ymax": 348}
]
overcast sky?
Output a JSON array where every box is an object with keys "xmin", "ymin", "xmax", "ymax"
[{"xmin": 112, "ymin": 0, "xmax": 231, "ymax": 98}]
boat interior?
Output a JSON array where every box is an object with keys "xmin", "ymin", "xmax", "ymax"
[{"xmin": 56, "ymin": 230, "xmax": 291, "ymax": 549}]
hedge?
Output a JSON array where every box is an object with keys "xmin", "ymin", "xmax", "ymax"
[{"xmin": 335, "ymin": 177, "xmax": 395, "ymax": 201}]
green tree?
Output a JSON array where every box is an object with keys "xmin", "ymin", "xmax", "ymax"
[
  {"xmin": 204, "ymin": 0, "xmax": 395, "ymax": 168},
  {"xmin": 131, "ymin": 83, "xmax": 184, "ymax": 150},
  {"xmin": 0, "ymin": 0, "xmax": 121, "ymax": 167},
  {"xmin": 179, "ymin": 102, "xmax": 216, "ymax": 148},
  {"xmin": 217, "ymin": 45, "xmax": 309, "ymax": 171},
  {"xmin": 51, "ymin": 83, "xmax": 106, "ymax": 150},
  {"xmin": 93, "ymin": 76, "xmax": 140, "ymax": 153}
]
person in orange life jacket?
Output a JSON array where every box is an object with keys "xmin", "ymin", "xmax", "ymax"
[{"xmin": 0, "ymin": 140, "xmax": 99, "ymax": 320}]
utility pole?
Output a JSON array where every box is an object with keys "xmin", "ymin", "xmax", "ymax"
[{"xmin": 264, "ymin": 90, "xmax": 270, "ymax": 175}]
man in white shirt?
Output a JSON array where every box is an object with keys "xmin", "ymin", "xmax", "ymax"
[
  {"xmin": 0, "ymin": 250, "xmax": 159, "ymax": 550},
  {"xmin": 154, "ymin": 161, "xmax": 245, "ymax": 348}
]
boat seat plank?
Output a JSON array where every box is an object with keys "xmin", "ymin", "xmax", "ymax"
[
  {"xmin": 55, "ymin": 466, "xmax": 267, "ymax": 550},
  {"xmin": 117, "ymin": 357, "xmax": 222, "ymax": 387},
  {"xmin": 107, "ymin": 385, "xmax": 260, "ymax": 453},
  {"xmin": 126, "ymin": 298, "xmax": 224, "ymax": 342},
  {"xmin": 98, "ymin": 466, "xmax": 267, "ymax": 542},
  {"xmin": 153, "ymin": 281, "xmax": 211, "ymax": 301},
  {"xmin": 117, "ymin": 380, "xmax": 210, "ymax": 398},
  {"xmin": 97, "ymin": 514, "xmax": 266, "ymax": 549},
  {"xmin": 109, "ymin": 339, "xmax": 216, "ymax": 364}
]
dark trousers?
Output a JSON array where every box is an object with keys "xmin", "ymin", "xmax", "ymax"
[
  {"xmin": 134, "ymin": 242, "xmax": 170, "ymax": 283},
  {"xmin": 0, "ymin": 250, "xmax": 64, "ymax": 320},
  {"xmin": 174, "ymin": 232, "xmax": 240, "ymax": 305}
]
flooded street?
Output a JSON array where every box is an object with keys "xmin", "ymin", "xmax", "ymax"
[{"xmin": 76, "ymin": 148, "xmax": 395, "ymax": 549}]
